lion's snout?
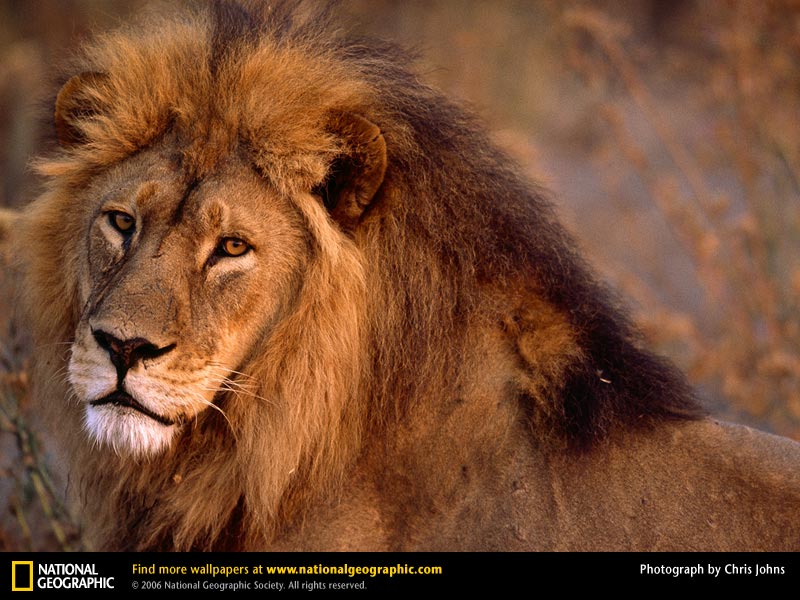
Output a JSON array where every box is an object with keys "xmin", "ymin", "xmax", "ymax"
[{"xmin": 92, "ymin": 328, "xmax": 176, "ymax": 380}]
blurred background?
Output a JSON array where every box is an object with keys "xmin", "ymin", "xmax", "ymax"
[{"xmin": 1, "ymin": 0, "xmax": 798, "ymax": 550}]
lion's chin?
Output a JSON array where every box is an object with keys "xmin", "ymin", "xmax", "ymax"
[{"xmin": 83, "ymin": 404, "xmax": 179, "ymax": 458}]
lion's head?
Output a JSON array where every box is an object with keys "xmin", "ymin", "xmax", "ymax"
[
  {"xmin": 20, "ymin": 1, "xmax": 709, "ymax": 550},
  {"xmin": 30, "ymin": 2, "xmax": 395, "ymax": 459},
  {"xmin": 58, "ymin": 92, "xmax": 387, "ymax": 458}
]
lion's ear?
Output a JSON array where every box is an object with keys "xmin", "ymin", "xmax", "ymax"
[
  {"xmin": 54, "ymin": 72, "xmax": 108, "ymax": 147},
  {"xmin": 314, "ymin": 112, "xmax": 387, "ymax": 231}
]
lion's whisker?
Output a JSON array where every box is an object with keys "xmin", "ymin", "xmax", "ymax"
[
  {"xmin": 212, "ymin": 382, "xmax": 276, "ymax": 407},
  {"xmin": 205, "ymin": 365, "xmax": 259, "ymax": 387}
]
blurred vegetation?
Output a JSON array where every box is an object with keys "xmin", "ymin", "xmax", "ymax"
[{"xmin": 1, "ymin": 0, "xmax": 798, "ymax": 550}]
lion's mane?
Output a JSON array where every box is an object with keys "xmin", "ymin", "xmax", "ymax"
[{"xmin": 20, "ymin": 1, "xmax": 702, "ymax": 550}]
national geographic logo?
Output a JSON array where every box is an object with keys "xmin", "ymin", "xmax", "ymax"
[
  {"xmin": 10, "ymin": 561, "xmax": 114, "ymax": 591},
  {"xmin": 11, "ymin": 562, "xmax": 33, "ymax": 592}
]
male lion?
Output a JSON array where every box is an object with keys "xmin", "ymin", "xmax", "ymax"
[{"xmin": 17, "ymin": 1, "xmax": 799, "ymax": 551}]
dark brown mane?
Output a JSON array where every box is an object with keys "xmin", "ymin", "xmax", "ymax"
[{"xmin": 263, "ymin": 2, "xmax": 705, "ymax": 446}]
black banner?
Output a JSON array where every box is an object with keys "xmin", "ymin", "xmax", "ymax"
[{"xmin": 3, "ymin": 552, "xmax": 799, "ymax": 595}]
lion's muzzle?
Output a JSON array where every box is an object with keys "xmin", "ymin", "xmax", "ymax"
[{"xmin": 69, "ymin": 324, "xmax": 192, "ymax": 456}]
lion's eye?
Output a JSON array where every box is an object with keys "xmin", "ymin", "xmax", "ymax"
[
  {"xmin": 108, "ymin": 211, "xmax": 135, "ymax": 234},
  {"xmin": 218, "ymin": 237, "xmax": 250, "ymax": 257}
]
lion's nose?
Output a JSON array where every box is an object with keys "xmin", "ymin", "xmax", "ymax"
[{"xmin": 92, "ymin": 329, "xmax": 176, "ymax": 379}]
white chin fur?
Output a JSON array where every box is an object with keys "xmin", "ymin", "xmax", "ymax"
[{"xmin": 84, "ymin": 404, "xmax": 178, "ymax": 458}]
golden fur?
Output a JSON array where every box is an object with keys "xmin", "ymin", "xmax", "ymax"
[{"xmin": 17, "ymin": 1, "xmax": 798, "ymax": 551}]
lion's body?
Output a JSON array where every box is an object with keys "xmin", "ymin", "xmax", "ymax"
[
  {"xmin": 16, "ymin": 1, "xmax": 800, "ymax": 551},
  {"xmin": 269, "ymin": 420, "xmax": 799, "ymax": 552}
]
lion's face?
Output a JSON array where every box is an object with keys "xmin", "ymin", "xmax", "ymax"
[{"xmin": 67, "ymin": 141, "xmax": 309, "ymax": 457}]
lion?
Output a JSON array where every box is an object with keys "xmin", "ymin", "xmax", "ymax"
[{"xmin": 15, "ymin": 0, "xmax": 799, "ymax": 551}]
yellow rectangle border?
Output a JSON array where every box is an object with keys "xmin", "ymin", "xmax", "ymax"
[{"xmin": 11, "ymin": 561, "xmax": 34, "ymax": 592}]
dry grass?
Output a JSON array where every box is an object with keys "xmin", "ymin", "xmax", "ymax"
[
  {"xmin": 560, "ymin": 2, "xmax": 800, "ymax": 440},
  {"xmin": 0, "ymin": 244, "xmax": 80, "ymax": 550},
  {"xmin": 0, "ymin": 0, "xmax": 797, "ymax": 551}
]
